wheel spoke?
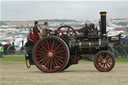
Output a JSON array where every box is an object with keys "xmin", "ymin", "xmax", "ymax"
[
  {"xmin": 49, "ymin": 39, "xmax": 52, "ymax": 49},
  {"xmin": 40, "ymin": 43, "xmax": 48, "ymax": 52},
  {"xmin": 53, "ymin": 58, "xmax": 59, "ymax": 66},
  {"xmin": 106, "ymin": 54, "xmax": 111, "ymax": 60},
  {"xmin": 107, "ymin": 60, "xmax": 112, "ymax": 63},
  {"xmin": 103, "ymin": 64, "xmax": 106, "ymax": 68},
  {"xmin": 107, "ymin": 62, "xmax": 111, "ymax": 66},
  {"xmin": 101, "ymin": 63, "xmax": 104, "ymax": 68},
  {"xmin": 39, "ymin": 57, "xmax": 48, "ymax": 64},
  {"xmin": 37, "ymin": 56, "xmax": 45, "ymax": 60},
  {"xmin": 37, "ymin": 50, "xmax": 46, "ymax": 54},
  {"xmin": 41, "ymin": 58, "xmax": 49, "ymax": 65},
  {"xmin": 51, "ymin": 58, "xmax": 56, "ymax": 69},
  {"xmin": 37, "ymin": 53, "xmax": 45, "ymax": 56},
  {"xmin": 55, "ymin": 53, "xmax": 66, "ymax": 56},
  {"xmin": 46, "ymin": 40, "xmax": 50, "ymax": 50},
  {"xmin": 54, "ymin": 55, "xmax": 64, "ymax": 63},
  {"xmin": 38, "ymin": 46, "xmax": 45, "ymax": 51},
  {"xmin": 105, "ymin": 64, "xmax": 109, "ymax": 68},
  {"xmin": 43, "ymin": 40, "xmax": 49, "ymax": 49},
  {"xmin": 51, "ymin": 40, "xmax": 55, "ymax": 50},
  {"xmin": 45, "ymin": 58, "xmax": 50, "ymax": 69},
  {"xmin": 56, "ymin": 46, "xmax": 64, "ymax": 51},
  {"xmin": 50, "ymin": 58, "xmax": 53, "ymax": 70},
  {"xmin": 55, "ymin": 50, "xmax": 65, "ymax": 54},
  {"xmin": 98, "ymin": 60, "xmax": 102, "ymax": 63},
  {"xmin": 54, "ymin": 55, "xmax": 65, "ymax": 59},
  {"xmin": 38, "ymin": 57, "xmax": 46, "ymax": 63},
  {"xmin": 54, "ymin": 57, "xmax": 61, "ymax": 66},
  {"xmin": 53, "ymin": 41, "xmax": 58, "ymax": 50},
  {"xmin": 54, "ymin": 43, "xmax": 61, "ymax": 51}
]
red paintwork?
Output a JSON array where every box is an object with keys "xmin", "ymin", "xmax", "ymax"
[
  {"xmin": 33, "ymin": 26, "xmax": 40, "ymax": 44},
  {"xmin": 47, "ymin": 26, "xmax": 85, "ymax": 40},
  {"xmin": 33, "ymin": 38, "xmax": 68, "ymax": 72},
  {"xmin": 95, "ymin": 52, "xmax": 114, "ymax": 72}
]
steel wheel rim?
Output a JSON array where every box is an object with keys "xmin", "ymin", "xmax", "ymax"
[
  {"xmin": 33, "ymin": 37, "xmax": 69, "ymax": 72},
  {"xmin": 95, "ymin": 52, "xmax": 114, "ymax": 71}
]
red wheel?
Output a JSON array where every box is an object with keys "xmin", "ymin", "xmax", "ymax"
[
  {"xmin": 33, "ymin": 36, "xmax": 70, "ymax": 72},
  {"xmin": 94, "ymin": 50, "xmax": 115, "ymax": 72},
  {"xmin": 56, "ymin": 25, "xmax": 77, "ymax": 39}
]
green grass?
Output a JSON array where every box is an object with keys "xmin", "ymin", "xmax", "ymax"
[
  {"xmin": 0, "ymin": 55, "xmax": 128, "ymax": 62},
  {"xmin": 116, "ymin": 57, "xmax": 128, "ymax": 62},
  {"xmin": 0, "ymin": 55, "xmax": 25, "ymax": 62}
]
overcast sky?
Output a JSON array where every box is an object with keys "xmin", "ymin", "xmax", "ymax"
[{"xmin": 1, "ymin": 0, "xmax": 128, "ymax": 21}]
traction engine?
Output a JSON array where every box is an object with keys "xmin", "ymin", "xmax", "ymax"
[{"xmin": 25, "ymin": 12, "xmax": 115, "ymax": 72}]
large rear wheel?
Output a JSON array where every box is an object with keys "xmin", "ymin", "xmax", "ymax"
[{"xmin": 33, "ymin": 36, "xmax": 70, "ymax": 72}]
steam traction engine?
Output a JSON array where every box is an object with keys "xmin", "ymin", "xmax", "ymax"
[{"xmin": 25, "ymin": 12, "xmax": 115, "ymax": 72}]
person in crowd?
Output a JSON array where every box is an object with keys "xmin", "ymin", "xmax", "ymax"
[
  {"xmin": 32, "ymin": 21, "xmax": 42, "ymax": 44},
  {"xmin": 0, "ymin": 44, "xmax": 4, "ymax": 57}
]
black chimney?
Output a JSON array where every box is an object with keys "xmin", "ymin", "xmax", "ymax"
[{"xmin": 100, "ymin": 12, "xmax": 107, "ymax": 36}]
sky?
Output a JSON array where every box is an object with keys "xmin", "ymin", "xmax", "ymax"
[{"xmin": 1, "ymin": 0, "xmax": 128, "ymax": 21}]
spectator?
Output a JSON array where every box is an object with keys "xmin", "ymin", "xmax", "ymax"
[{"xmin": 0, "ymin": 45, "xmax": 4, "ymax": 57}]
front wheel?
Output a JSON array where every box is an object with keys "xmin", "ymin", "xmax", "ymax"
[{"xmin": 94, "ymin": 50, "xmax": 115, "ymax": 72}]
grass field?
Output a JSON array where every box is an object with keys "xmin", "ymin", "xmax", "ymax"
[
  {"xmin": 0, "ymin": 55, "xmax": 128, "ymax": 85},
  {"xmin": 0, "ymin": 55, "xmax": 128, "ymax": 62}
]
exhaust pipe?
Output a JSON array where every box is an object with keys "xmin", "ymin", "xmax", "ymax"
[{"xmin": 100, "ymin": 12, "xmax": 107, "ymax": 37}]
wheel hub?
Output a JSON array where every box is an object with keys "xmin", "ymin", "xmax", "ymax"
[
  {"xmin": 48, "ymin": 51, "xmax": 54, "ymax": 57},
  {"xmin": 102, "ymin": 59, "xmax": 107, "ymax": 64}
]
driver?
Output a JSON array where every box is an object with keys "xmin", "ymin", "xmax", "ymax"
[
  {"xmin": 42, "ymin": 22, "xmax": 51, "ymax": 37},
  {"xmin": 79, "ymin": 23, "xmax": 89, "ymax": 38}
]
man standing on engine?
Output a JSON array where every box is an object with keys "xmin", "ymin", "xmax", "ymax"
[
  {"xmin": 42, "ymin": 22, "xmax": 51, "ymax": 37},
  {"xmin": 32, "ymin": 21, "xmax": 42, "ymax": 44}
]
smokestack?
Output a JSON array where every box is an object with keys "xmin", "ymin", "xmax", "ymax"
[{"xmin": 100, "ymin": 12, "xmax": 107, "ymax": 36}]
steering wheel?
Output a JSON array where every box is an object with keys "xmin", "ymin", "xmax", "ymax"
[{"xmin": 56, "ymin": 25, "xmax": 77, "ymax": 39}]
